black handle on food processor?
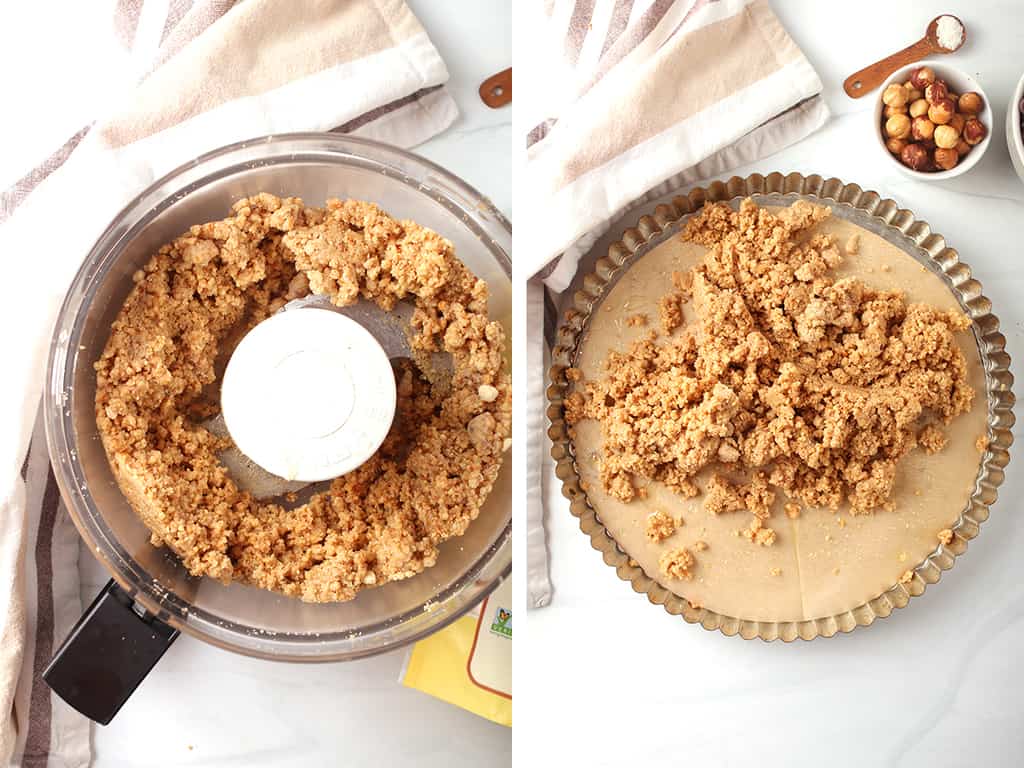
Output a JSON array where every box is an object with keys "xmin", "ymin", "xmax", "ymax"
[{"xmin": 43, "ymin": 579, "xmax": 178, "ymax": 725}]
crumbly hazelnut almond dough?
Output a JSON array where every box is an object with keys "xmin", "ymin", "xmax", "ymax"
[
  {"xmin": 659, "ymin": 546, "xmax": 695, "ymax": 581},
  {"xmin": 918, "ymin": 424, "xmax": 948, "ymax": 454},
  {"xmin": 567, "ymin": 200, "xmax": 974, "ymax": 579},
  {"xmin": 645, "ymin": 510, "xmax": 678, "ymax": 542},
  {"xmin": 95, "ymin": 194, "xmax": 510, "ymax": 603}
]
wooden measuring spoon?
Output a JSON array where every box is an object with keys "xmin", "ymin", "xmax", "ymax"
[
  {"xmin": 480, "ymin": 68, "xmax": 512, "ymax": 108},
  {"xmin": 843, "ymin": 15, "xmax": 966, "ymax": 98}
]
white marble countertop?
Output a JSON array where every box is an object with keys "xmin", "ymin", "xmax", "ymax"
[
  {"xmin": 529, "ymin": 2, "xmax": 1024, "ymax": 767},
  {"xmin": 71, "ymin": 2, "xmax": 512, "ymax": 766}
]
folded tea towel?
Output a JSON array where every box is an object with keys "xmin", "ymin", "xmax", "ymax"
[
  {"xmin": 0, "ymin": 1, "xmax": 456, "ymax": 764},
  {"xmin": 523, "ymin": 0, "xmax": 830, "ymax": 609}
]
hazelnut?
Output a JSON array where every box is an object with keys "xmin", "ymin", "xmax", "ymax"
[
  {"xmin": 885, "ymin": 113, "xmax": 912, "ymax": 140},
  {"xmin": 903, "ymin": 81, "xmax": 923, "ymax": 102},
  {"xmin": 955, "ymin": 139, "xmax": 972, "ymax": 157},
  {"xmin": 911, "ymin": 66, "xmax": 935, "ymax": 90},
  {"xmin": 934, "ymin": 147, "xmax": 960, "ymax": 171},
  {"xmin": 884, "ymin": 104, "xmax": 907, "ymax": 118},
  {"xmin": 963, "ymin": 118, "xmax": 987, "ymax": 146},
  {"xmin": 927, "ymin": 98, "xmax": 955, "ymax": 125},
  {"xmin": 882, "ymin": 83, "xmax": 909, "ymax": 108},
  {"xmin": 925, "ymin": 79, "xmax": 949, "ymax": 105},
  {"xmin": 885, "ymin": 137, "xmax": 907, "ymax": 155},
  {"xmin": 909, "ymin": 98, "xmax": 930, "ymax": 118},
  {"xmin": 900, "ymin": 143, "xmax": 930, "ymax": 171},
  {"xmin": 959, "ymin": 92, "xmax": 984, "ymax": 114},
  {"xmin": 911, "ymin": 117, "xmax": 935, "ymax": 141},
  {"xmin": 948, "ymin": 113, "xmax": 965, "ymax": 135},
  {"xmin": 934, "ymin": 124, "xmax": 960, "ymax": 149}
]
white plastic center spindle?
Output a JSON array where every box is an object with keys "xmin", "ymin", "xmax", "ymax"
[{"xmin": 220, "ymin": 307, "xmax": 397, "ymax": 482}]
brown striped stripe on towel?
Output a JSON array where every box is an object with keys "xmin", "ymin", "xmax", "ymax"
[{"xmin": 13, "ymin": 409, "xmax": 88, "ymax": 768}]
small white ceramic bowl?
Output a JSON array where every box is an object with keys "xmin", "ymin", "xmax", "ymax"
[
  {"xmin": 873, "ymin": 59, "xmax": 993, "ymax": 180},
  {"xmin": 1005, "ymin": 70, "xmax": 1024, "ymax": 184}
]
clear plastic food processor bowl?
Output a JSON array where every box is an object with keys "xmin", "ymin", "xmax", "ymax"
[{"xmin": 44, "ymin": 134, "xmax": 512, "ymax": 664}]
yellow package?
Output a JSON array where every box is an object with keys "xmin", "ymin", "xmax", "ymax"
[{"xmin": 401, "ymin": 578, "xmax": 512, "ymax": 727}]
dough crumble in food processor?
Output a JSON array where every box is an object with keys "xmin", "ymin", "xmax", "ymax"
[{"xmin": 95, "ymin": 194, "xmax": 510, "ymax": 603}]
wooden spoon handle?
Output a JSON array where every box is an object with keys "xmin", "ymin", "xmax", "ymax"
[
  {"xmin": 479, "ymin": 68, "xmax": 512, "ymax": 108},
  {"xmin": 843, "ymin": 39, "xmax": 935, "ymax": 98}
]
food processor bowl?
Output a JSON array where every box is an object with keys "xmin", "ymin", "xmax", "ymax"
[{"xmin": 43, "ymin": 134, "xmax": 512, "ymax": 721}]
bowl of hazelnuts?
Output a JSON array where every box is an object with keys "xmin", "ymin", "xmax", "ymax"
[{"xmin": 875, "ymin": 60, "xmax": 992, "ymax": 178}]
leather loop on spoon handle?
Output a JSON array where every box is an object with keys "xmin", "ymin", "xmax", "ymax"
[{"xmin": 844, "ymin": 38, "xmax": 935, "ymax": 98}]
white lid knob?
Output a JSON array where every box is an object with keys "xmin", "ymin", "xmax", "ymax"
[{"xmin": 220, "ymin": 307, "xmax": 397, "ymax": 482}]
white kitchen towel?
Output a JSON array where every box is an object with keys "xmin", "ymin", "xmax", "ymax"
[
  {"xmin": 523, "ymin": 0, "xmax": 830, "ymax": 608},
  {"xmin": 0, "ymin": 1, "xmax": 457, "ymax": 765}
]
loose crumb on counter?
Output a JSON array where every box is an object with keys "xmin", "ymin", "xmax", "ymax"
[
  {"xmin": 938, "ymin": 528, "xmax": 954, "ymax": 545},
  {"xmin": 784, "ymin": 502, "xmax": 801, "ymax": 519},
  {"xmin": 976, "ymin": 434, "xmax": 990, "ymax": 452},
  {"xmin": 626, "ymin": 313, "xmax": 648, "ymax": 327},
  {"xmin": 900, "ymin": 570, "xmax": 914, "ymax": 584}
]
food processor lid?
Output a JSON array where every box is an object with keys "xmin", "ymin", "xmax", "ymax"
[{"xmin": 220, "ymin": 307, "xmax": 397, "ymax": 482}]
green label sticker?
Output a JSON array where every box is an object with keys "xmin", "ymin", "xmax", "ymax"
[{"xmin": 489, "ymin": 606, "xmax": 512, "ymax": 638}]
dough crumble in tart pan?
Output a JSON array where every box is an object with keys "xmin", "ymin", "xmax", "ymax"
[{"xmin": 546, "ymin": 172, "xmax": 1015, "ymax": 642}]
